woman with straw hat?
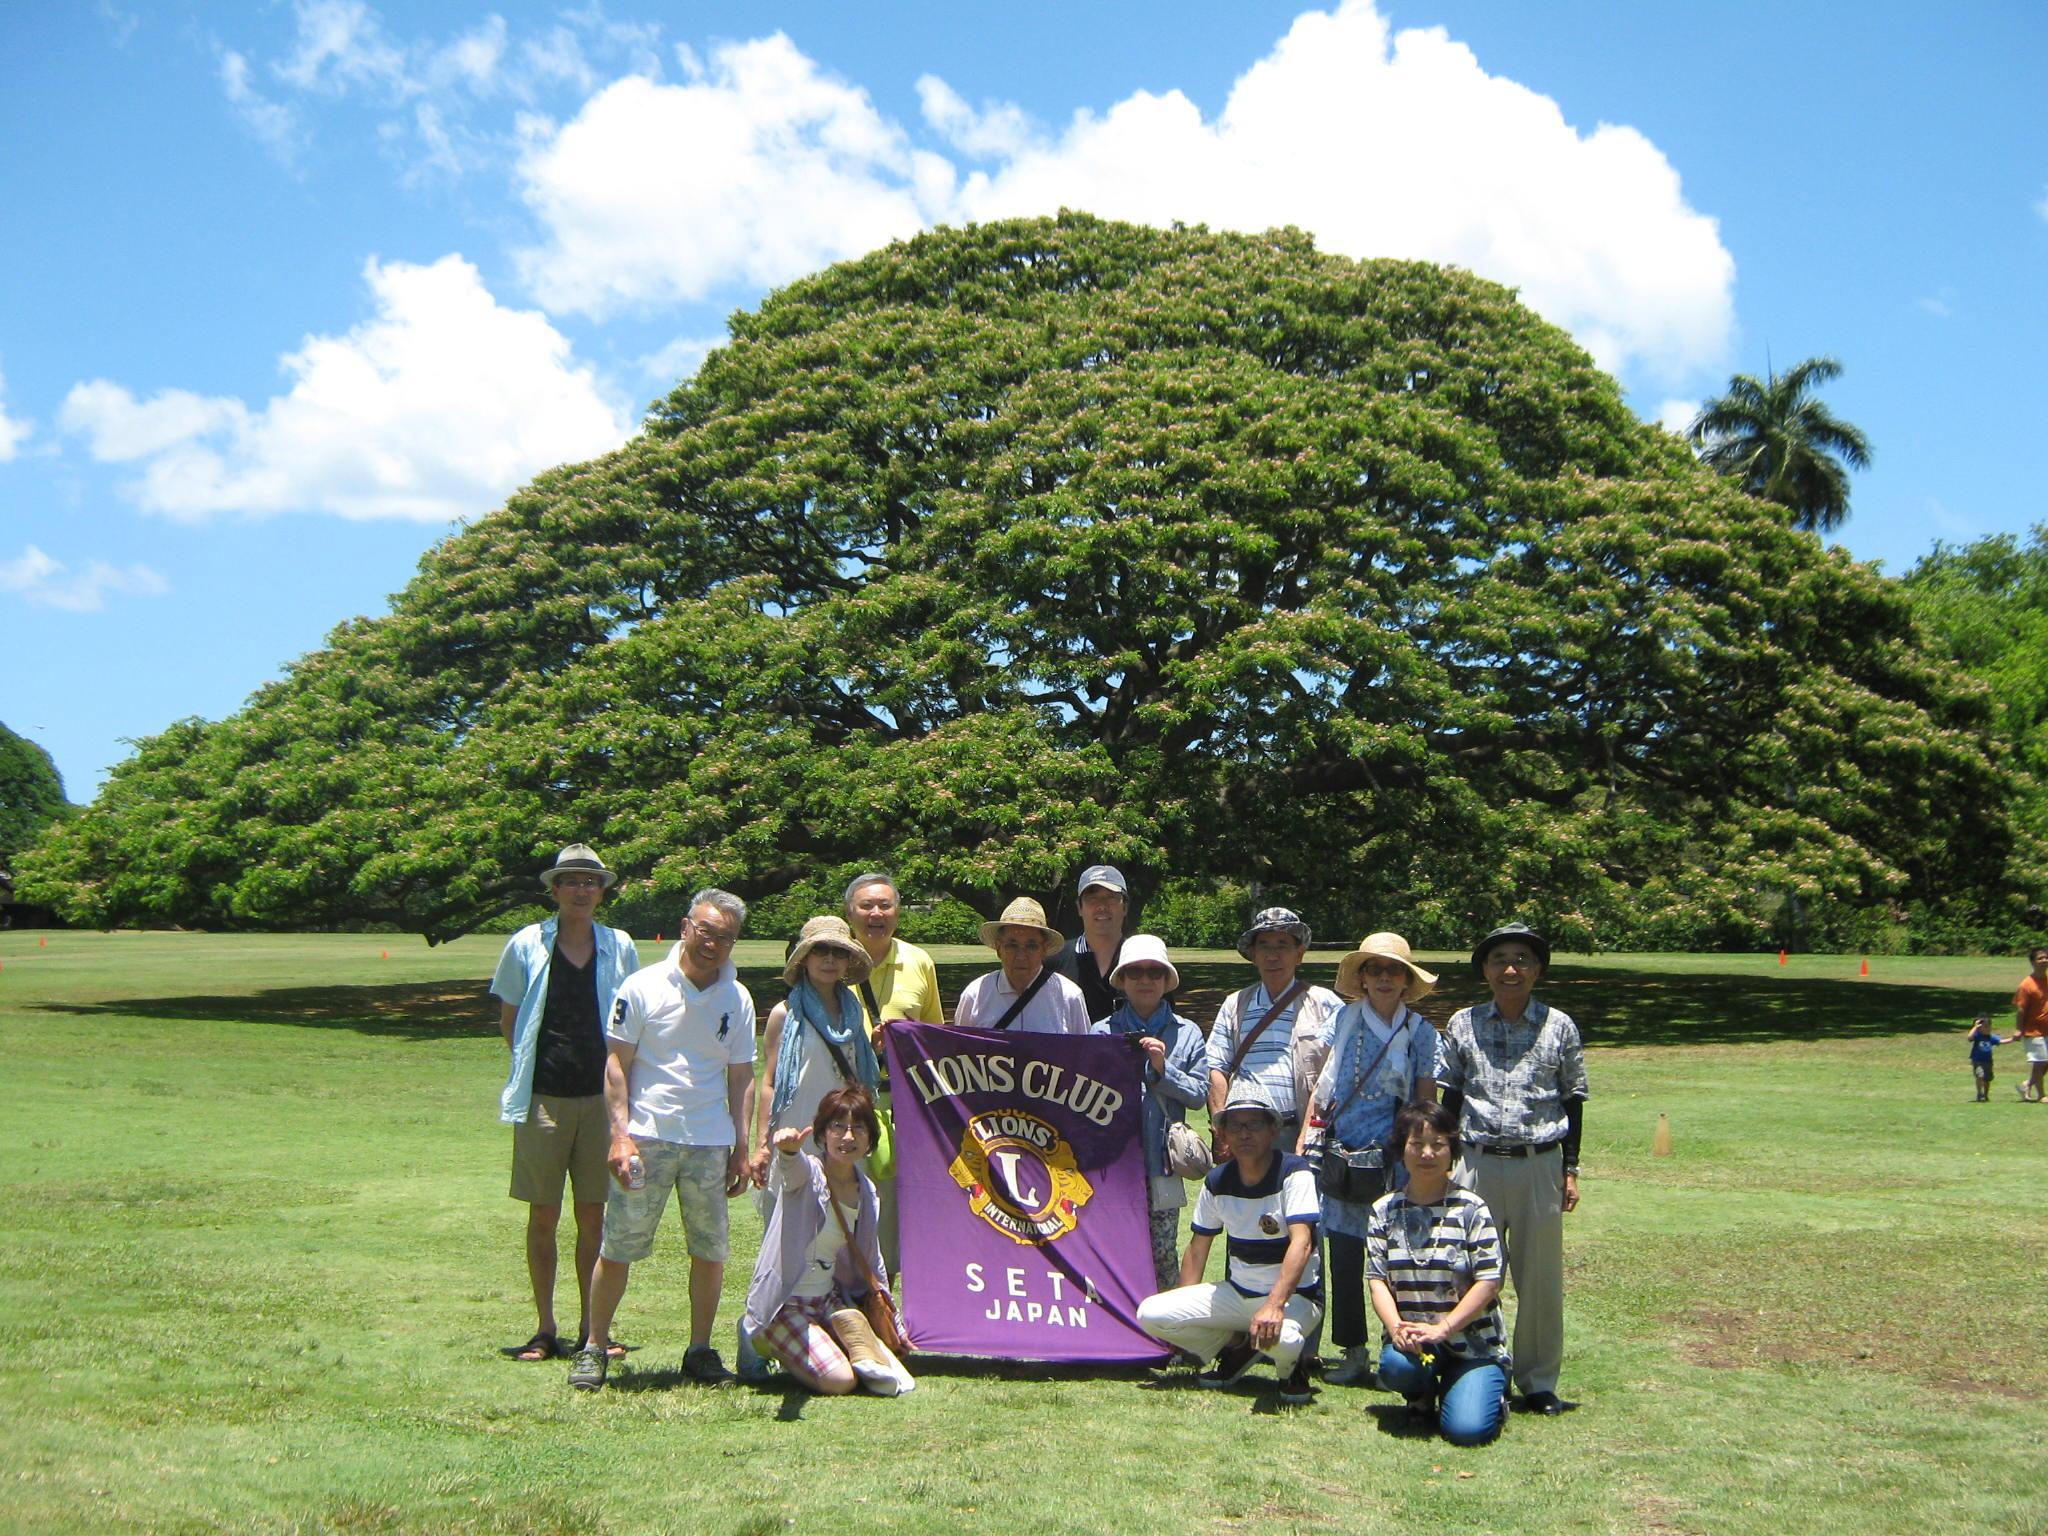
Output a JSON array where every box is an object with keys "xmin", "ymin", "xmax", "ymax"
[
  {"xmin": 749, "ymin": 915, "xmax": 882, "ymax": 1193},
  {"xmin": 952, "ymin": 897, "xmax": 1091, "ymax": 1034},
  {"xmin": 1298, "ymin": 932, "xmax": 1442, "ymax": 1386}
]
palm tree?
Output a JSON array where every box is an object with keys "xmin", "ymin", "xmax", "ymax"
[{"xmin": 1686, "ymin": 356, "xmax": 1873, "ymax": 533}]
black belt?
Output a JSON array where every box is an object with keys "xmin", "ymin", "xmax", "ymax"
[{"xmin": 1476, "ymin": 1139, "xmax": 1561, "ymax": 1158}]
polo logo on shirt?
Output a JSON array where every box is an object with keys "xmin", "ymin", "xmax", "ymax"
[
  {"xmin": 718, "ymin": 1012, "xmax": 730, "ymax": 1039},
  {"xmin": 948, "ymin": 1110, "xmax": 1094, "ymax": 1247}
]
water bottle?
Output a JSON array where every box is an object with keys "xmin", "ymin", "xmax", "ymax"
[{"xmin": 626, "ymin": 1154, "xmax": 646, "ymax": 1190}]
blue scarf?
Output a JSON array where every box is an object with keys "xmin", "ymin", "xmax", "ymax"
[
  {"xmin": 1100, "ymin": 998, "xmax": 1176, "ymax": 1040},
  {"xmin": 770, "ymin": 976, "xmax": 880, "ymax": 1123}
]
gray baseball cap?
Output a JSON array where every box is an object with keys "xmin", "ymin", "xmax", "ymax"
[{"xmin": 1077, "ymin": 864, "xmax": 1128, "ymax": 897}]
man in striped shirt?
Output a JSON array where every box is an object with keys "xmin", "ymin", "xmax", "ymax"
[
  {"xmin": 1204, "ymin": 907, "xmax": 1344, "ymax": 1145},
  {"xmin": 1136, "ymin": 1084, "xmax": 1323, "ymax": 1405}
]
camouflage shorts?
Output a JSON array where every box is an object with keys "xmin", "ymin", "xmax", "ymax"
[{"xmin": 600, "ymin": 1141, "xmax": 731, "ymax": 1264}]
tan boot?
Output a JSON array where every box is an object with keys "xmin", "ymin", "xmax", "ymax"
[{"xmin": 828, "ymin": 1307, "xmax": 885, "ymax": 1368}]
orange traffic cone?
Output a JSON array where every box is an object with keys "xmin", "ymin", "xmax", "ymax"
[
  {"xmin": 1859, "ymin": 957, "xmax": 1869, "ymax": 977},
  {"xmin": 39, "ymin": 937, "xmax": 47, "ymax": 948},
  {"xmin": 380, "ymin": 949, "xmax": 389, "ymax": 960},
  {"xmin": 1778, "ymin": 949, "xmax": 1787, "ymax": 965}
]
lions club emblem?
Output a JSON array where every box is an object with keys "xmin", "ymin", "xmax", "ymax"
[{"xmin": 948, "ymin": 1110, "xmax": 1094, "ymax": 1245}]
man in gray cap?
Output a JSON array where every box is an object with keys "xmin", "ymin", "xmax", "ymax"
[
  {"xmin": 1052, "ymin": 864, "xmax": 1131, "ymax": 1022},
  {"xmin": 1204, "ymin": 907, "xmax": 1344, "ymax": 1149},
  {"xmin": 490, "ymin": 844, "xmax": 641, "ymax": 1362}
]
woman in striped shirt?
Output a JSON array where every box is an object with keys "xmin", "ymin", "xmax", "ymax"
[{"xmin": 1366, "ymin": 1099, "xmax": 1511, "ymax": 1445}]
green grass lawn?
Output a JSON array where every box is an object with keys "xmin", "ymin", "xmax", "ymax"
[{"xmin": 2, "ymin": 931, "xmax": 2044, "ymax": 1535}]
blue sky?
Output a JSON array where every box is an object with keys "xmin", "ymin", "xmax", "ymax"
[{"xmin": 4, "ymin": 0, "xmax": 2044, "ymax": 802}]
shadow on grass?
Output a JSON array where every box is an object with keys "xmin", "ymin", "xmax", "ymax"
[
  {"xmin": 901, "ymin": 1354, "xmax": 1159, "ymax": 1384},
  {"xmin": 26, "ymin": 958, "xmax": 2000, "ymax": 1050},
  {"xmin": 30, "ymin": 979, "xmax": 492, "ymax": 1039}
]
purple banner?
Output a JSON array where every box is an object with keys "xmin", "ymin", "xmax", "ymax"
[{"xmin": 884, "ymin": 1020, "xmax": 1170, "ymax": 1362}]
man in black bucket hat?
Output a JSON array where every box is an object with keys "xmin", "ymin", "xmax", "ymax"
[{"xmin": 1435, "ymin": 922, "xmax": 1587, "ymax": 1415}]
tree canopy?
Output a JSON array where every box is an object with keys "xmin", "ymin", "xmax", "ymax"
[
  {"xmin": 19, "ymin": 215, "xmax": 2026, "ymax": 949},
  {"xmin": 0, "ymin": 722, "xmax": 68, "ymax": 870},
  {"xmin": 1686, "ymin": 356, "xmax": 1872, "ymax": 534}
]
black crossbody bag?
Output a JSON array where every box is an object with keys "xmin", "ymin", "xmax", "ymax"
[{"xmin": 1312, "ymin": 1018, "xmax": 1408, "ymax": 1205}]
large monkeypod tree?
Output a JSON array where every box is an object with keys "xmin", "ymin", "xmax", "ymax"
[{"xmin": 20, "ymin": 214, "xmax": 2026, "ymax": 946}]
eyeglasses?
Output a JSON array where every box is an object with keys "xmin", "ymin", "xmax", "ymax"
[
  {"xmin": 688, "ymin": 920, "xmax": 739, "ymax": 948},
  {"xmin": 553, "ymin": 875, "xmax": 605, "ymax": 890},
  {"xmin": 1121, "ymin": 965, "xmax": 1171, "ymax": 981},
  {"xmin": 1361, "ymin": 961, "xmax": 1408, "ymax": 979},
  {"xmin": 1483, "ymin": 951, "xmax": 1540, "ymax": 972}
]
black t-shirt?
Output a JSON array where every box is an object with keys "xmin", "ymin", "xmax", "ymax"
[
  {"xmin": 532, "ymin": 945, "xmax": 606, "ymax": 1097},
  {"xmin": 1053, "ymin": 935, "xmax": 1125, "ymax": 1023}
]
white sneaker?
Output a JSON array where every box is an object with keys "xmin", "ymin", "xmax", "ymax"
[
  {"xmin": 1325, "ymin": 1346, "xmax": 1375, "ymax": 1386},
  {"xmin": 852, "ymin": 1358, "xmax": 904, "ymax": 1396}
]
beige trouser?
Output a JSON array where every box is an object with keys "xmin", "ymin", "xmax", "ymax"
[{"xmin": 1456, "ymin": 1144, "xmax": 1564, "ymax": 1396}]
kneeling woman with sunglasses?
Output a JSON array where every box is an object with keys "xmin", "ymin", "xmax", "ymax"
[
  {"xmin": 742, "ymin": 1085, "xmax": 913, "ymax": 1396},
  {"xmin": 1367, "ymin": 1100, "xmax": 1509, "ymax": 1445}
]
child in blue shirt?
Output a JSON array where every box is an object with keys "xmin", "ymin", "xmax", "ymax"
[{"xmin": 1968, "ymin": 1017, "xmax": 2007, "ymax": 1102}]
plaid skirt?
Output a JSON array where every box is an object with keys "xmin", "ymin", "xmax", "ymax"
[{"xmin": 755, "ymin": 1291, "xmax": 851, "ymax": 1378}]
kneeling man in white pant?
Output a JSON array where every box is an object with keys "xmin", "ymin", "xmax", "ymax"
[{"xmin": 1138, "ymin": 1084, "xmax": 1322, "ymax": 1405}]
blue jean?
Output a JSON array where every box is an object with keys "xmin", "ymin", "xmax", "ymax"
[{"xmin": 1376, "ymin": 1345, "xmax": 1508, "ymax": 1446}]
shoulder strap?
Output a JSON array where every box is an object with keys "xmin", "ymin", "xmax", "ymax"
[
  {"xmin": 990, "ymin": 966, "xmax": 1056, "ymax": 1031},
  {"xmin": 1319, "ymin": 1012, "xmax": 1408, "ymax": 1125},
  {"xmin": 1228, "ymin": 978, "xmax": 1308, "ymax": 1079},
  {"xmin": 857, "ymin": 978, "xmax": 884, "ymax": 1025},
  {"xmin": 827, "ymin": 1177, "xmax": 886, "ymax": 1296},
  {"xmin": 815, "ymin": 1027, "xmax": 858, "ymax": 1086}
]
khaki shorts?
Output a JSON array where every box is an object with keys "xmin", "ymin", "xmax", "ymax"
[
  {"xmin": 600, "ymin": 1142, "xmax": 732, "ymax": 1264},
  {"xmin": 510, "ymin": 1093, "xmax": 610, "ymax": 1206}
]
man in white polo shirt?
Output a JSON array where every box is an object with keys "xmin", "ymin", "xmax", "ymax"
[{"xmin": 570, "ymin": 889, "xmax": 756, "ymax": 1390}]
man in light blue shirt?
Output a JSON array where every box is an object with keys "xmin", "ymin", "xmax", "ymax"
[{"xmin": 490, "ymin": 844, "xmax": 639, "ymax": 1362}]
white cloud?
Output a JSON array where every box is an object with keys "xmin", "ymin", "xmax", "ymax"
[
  {"xmin": 276, "ymin": 0, "xmax": 409, "ymax": 94},
  {"xmin": 1654, "ymin": 398, "xmax": 1699, "ymax": 438},
  {"xmin": 60, "ymin": 255, "xmax": 630, "ymax": 523},
  {"xmin": 220, "ymin": 48, "xmax": 301, "ymax": 161},
  {"xmin": 0, "ymin": 366, "xmax": 30, "ymax": 461},
  {"xmin": 513, "ymin": 36, "xmax": 954, "ymax": 315},
  {"xmin": 511, "ymin": 2, "xmax": 1732, "ymax": 381},
  {"xmin": 938, "ymin": 1, "xmax": 1732, "ymax": 381},
  {"xmin": 916, "ymin": 75, "xmax": 1035, "ymax": 160},
  {"xmin": 1916, "ymin": 284, "xmax": 1956, "ymax": 319},
  {"xmin": 219, "ymin": 3, "xmax": 664, "ymax": 174},
  {"xmin": 640, "ymin": 334, "xmax": 723, "ymax": 385},
  {"xmin": 0, "ymin": 545, "xmax": 169, "ymax": 613}
]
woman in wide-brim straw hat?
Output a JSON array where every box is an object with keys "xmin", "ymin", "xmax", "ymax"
[
  {"xmin": 1298, "ymin": 931, "xmax": 1444, "ymax": 1387},
  {"xmin": 751, "ymin": 916, "xmax": 881, "ymax": 1194},
  {"xmin": 953, "ymin": 897, "xmax": 1091, "ymax": 1034}
]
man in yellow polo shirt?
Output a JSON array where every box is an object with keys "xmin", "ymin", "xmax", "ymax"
[{"xmin": 843, "ymin": 871, "xmax": 945, "ymax": 1273}]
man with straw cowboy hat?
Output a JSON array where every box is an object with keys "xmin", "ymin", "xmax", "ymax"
[
  {"xmin": 490, "ymin": 844, "xmax": 641, "ymax": 1365},
  {"xmin": 952, "ymin": 896, "xmax": 1092, "ymax": 1034},
  {"xmin": 1296, "ymin": 932, "xmax": 1442, "ymax": 1386}
]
